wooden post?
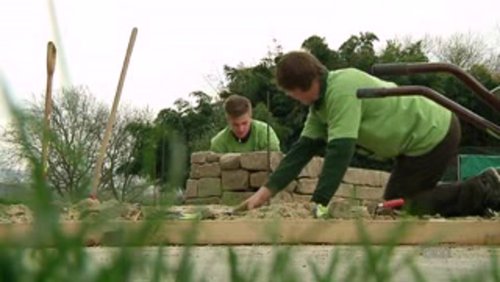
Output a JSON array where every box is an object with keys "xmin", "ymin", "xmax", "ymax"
[
  {"xmin": 42, "ymin": 42, "xmax": 57, "ymax": 177},
  {"xmin": 90, "ymin": 27, "xmax": 138, "ymax": 198}
]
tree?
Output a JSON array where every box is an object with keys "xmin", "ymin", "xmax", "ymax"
[
  {"xmin": 1, "ymin": 86, "xmax": 151, "ymax": 201},
  {"xmin": 167, "ymin": 91, "xmax": 226, "ymax": 152},
  {"xmin": 426, "ymin": 32, "xmax": 490, "ymax": 70},
  {"xmin": 126, "ymin": 91, "xmax": 225, "ymax": 186},
  {"xmin": 337, "ymin": 32, "xmax": 379, "ymax": 71},
  {"xmin": 491, "ymin": 26, "xmax": 500, "ymax": 73},
  {"xmin": 422, "ymin": 33, "xmax": 499, "ymax": 147},
  {"xmin": 378, "ymin": 38, "xmax": 428, "ymax": 64},
  {"xmin": 252, "ymin": 102, "xmax": 292, "ymax": 151},
  {"xmin": 376, "ymin": 38, "xmax": 445, "ymax": 89},
  {"xmin": 301, "ymin": 35, "xmax": 340, "ymax": 69}
]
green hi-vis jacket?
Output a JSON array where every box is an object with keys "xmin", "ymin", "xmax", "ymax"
[
  {"xmin": 210, "ymin": 119, "xmax": 280, "ymax": 153},
  {"xmin": 267, "ymin": 68, "xmax": 452, "ymax": 205}
]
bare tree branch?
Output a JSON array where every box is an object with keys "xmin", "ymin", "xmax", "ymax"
[{"xmin": 1, "ymin": 86, "xmax": 152, "ymax": 202}]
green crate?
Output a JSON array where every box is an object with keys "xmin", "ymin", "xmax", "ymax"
[{"xmin": 458, "ymin": 154, "xmax": 500, "ymax": 180}]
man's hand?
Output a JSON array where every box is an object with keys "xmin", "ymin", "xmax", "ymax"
[{"xmin": 234, "ymin": 186, "xmax": 273, "ymax": 212}]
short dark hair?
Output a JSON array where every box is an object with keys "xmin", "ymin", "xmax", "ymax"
[
  {"xmin": 224, "ymin": 94, "xmax": 252, "ymax": 118},
  {"xmin": 276, "ymin": 51, "xmax": 328, "ymax": 91}
]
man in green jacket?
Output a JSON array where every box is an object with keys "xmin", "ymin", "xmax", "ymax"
[
  {"xmin": 238, "ymin": 51, "xmax": 500, "ymax": 218},
  {"xmin": 210, "ymin": 94, "xmax": 280, "ymax": 153}
]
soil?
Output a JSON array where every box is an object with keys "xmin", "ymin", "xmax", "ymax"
[
  {"xmin": 0, "ymin": 200, "xmax": 497, "ymax": 223},
  {"xmin": 0, "ymin": 201, "xmax": 366, "ymax": 223},
  {"xmin": 165, "ymin": 202, "xmax": 314, "ymax": 220}
]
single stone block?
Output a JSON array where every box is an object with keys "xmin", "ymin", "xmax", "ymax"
[
  {"xmin": 295, "ymin": 178, "xmax": 318, "ymax": 195},
  {"xmin": 336, "ymin": 184, "xmax": 383, "ymax": 200},
  {"xmin": 342, "ymin": 167, "xmax": 389, "ymax": 187},
  {"xmin": 220, "ymin": 153, "xmax": 241, "ymax": 170},
  {"xmin": 270, "ymin": 153, "xmax": 284, "ymax": 171},
  {"xmin": 198, "ymin": 178, "xmax": 222, "ymax": 197},
  {"xmin": 298, "ymin": 157, "xmax": 324, "ymax": 178},
  {"xmin": 221, "ymin": 170, "xmax": 249, "ymax": 191},
  {"xmin": 206, "ymin": 152, "xmax": 221, "ymax": 163},
  {"xmin": 185, "ymin": 179, "xmax": 198, "ymax": 198},
  {"xmin": 221, "ymin": 192, "xmax": 254, "ymax": 205},
  {"xmin": 191, "ymin": 151, "xmax": 210, "ymax": 164},
  {"xmin": 333, "ymin": 183, "xmax": 354, "ymax": 197},
  {"xmin": 240, "ymin": 151, "xmax": 283, "ymax": 171},
  {"xmin": 190, "ymin": 163, "xmax": 221, "ymax": 179},
  {"xmin": 380, "ymin": 171, "xmax": 390, "ymax": 187},
  {"xmin": 284, "ymin": 180, "xmax": 297, "ymax": 193},
  {"xmin": 250, "ymin": 171, "xmax": 269, "ymax": 188}
]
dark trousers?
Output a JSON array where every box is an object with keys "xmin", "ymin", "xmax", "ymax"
[{"xmin": 384, "ymin": 115, "xmax": 487, "ymax": 216}]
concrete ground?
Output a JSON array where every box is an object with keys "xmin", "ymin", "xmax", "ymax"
[{"xmin": 86, "ymin": 245, "xmax": 500, "ymax": 281}]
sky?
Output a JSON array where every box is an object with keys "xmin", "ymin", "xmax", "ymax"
[{"xmin": 1, "ymin": 0, "xmax": 499, "ymax": 128}]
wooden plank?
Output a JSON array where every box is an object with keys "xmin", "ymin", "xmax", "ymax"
[
  {"xmin": 0, "ymin": 220, "xmax": 498, "ymax": 246},
  {"xmin": 155, "ymin": 220, "xmax": 500, "ymax": 246}
]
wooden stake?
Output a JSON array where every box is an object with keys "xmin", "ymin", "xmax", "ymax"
[
  {"xmin": 42, "ymin": 42, "xmax": 57, "ymax": 176},
  {"xmin": 90, "ymin": 27, "xmax": 138, "ymax": 198},
  {"xmin": 0, "ymin": 219, "xmax": 499, "ymax": 246}
]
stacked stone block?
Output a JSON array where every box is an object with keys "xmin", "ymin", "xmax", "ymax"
[{"xmin": 185, "ymin": 151, "xmax": 390, "ymax": 206}]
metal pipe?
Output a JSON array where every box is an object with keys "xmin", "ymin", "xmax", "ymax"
[
  {"xmin": 357, "ymin": 86, "xmax": 500, "ymax": 139},
  {"xmin": 371, "ymin": 62, "xmax": 500, "ymax": 112}
]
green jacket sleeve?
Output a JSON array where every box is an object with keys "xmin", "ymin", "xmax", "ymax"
[
  {"xmin": 266, "ymin": 137, "xmax": 326, "ymax": 192},
  {"xmin": 311, "ymin": 138, "xmax": 356, "ymax": 206}
]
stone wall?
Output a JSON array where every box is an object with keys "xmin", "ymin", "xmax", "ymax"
[{"xmin": 184, "ymin": 151, "xmax": 390, "ymax": 206}]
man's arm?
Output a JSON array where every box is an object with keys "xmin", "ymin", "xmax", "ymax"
[
  {"xmin": 309, "ymin": 71, "xmax": 368, "ymax": 206},
  {"xmin": 266, "ymin": 137, "xmax": 326, "ymax": 192},
  {"xmin": 266, "ymin": 109, "xmax": 327, "ymax": 191},
  {"xmin": 311, "ymin": 138, "xmax": 356, "ymax": 206},
  {"xmin": 237, "ymin": 137, "xmax": 326, "ymax": 210},
  {"xmin": 239, "ymin": 109, "xmax": 326, "ymax": 210}
]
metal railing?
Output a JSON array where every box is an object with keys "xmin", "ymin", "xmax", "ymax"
[
  {"xmin": 370, "ymin": 62, "xmax": 500, "ymax": 113},
  {"xmin": 357, "ymin": 62, "xmax": 500, "ymax": 139}
]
